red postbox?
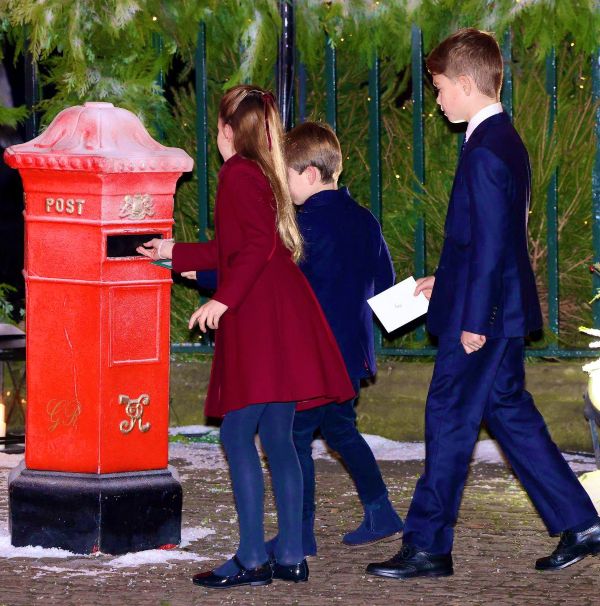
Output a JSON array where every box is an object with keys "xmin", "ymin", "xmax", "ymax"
[{"xmin": 5, "ymin": 102, "xmax": 193, "ymax": 554}]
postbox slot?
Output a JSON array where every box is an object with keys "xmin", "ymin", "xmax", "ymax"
[{"xmin": 106, "ymin": 233, "xmax": 162, "ymax": 258}]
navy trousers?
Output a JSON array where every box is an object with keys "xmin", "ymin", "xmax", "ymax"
[
  {"xmin": 402, "ymin": 336, "xmax": 597, "ymax": 554},
  {"xmin": 293, "ymin": 379, "xmax": 388, "ymax": 518}
]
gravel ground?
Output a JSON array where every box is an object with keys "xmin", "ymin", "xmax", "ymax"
[{"xmin": 0, "ymin": 438, "xmax": 598, "ymax": 606}]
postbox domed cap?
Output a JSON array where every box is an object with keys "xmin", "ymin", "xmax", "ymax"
[{"xmin": 4, "ymin": 102, "xmax": 193, "ymax": 173}]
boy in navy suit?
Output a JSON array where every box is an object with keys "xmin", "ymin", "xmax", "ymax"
[
  {"xmin": 273, "ymin": 122, "xmax": 404, "ymax": 555},
  {"xmin": 367, "ymin": 28, "xmax": 600, "ymax": 580}
]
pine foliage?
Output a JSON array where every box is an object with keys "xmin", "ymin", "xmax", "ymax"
[
  {"xmin": 0, "ymin": 1, "xmax": 597, "ymax": 128},
  {"xmin": 0, "ymin": 1, "xmax": 598, "ymax": 346}
]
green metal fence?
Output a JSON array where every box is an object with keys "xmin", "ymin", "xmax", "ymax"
[{"xmin": 172, "ymin": 23, "xmax": 600, "ymax": 359}]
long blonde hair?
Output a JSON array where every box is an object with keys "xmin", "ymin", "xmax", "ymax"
[{"xmin": 219, "ymin": 85, "xmax": 303, "ymax": 262}]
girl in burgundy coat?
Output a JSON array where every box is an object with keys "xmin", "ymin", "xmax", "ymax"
[{"xmin": 139, "ymin": 85, "xmax": 354, "ymax": 588}]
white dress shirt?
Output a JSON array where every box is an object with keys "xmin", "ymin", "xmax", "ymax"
[{"xmin": 465, "ymin": 102, "xmax": 503, "ymax": 142}]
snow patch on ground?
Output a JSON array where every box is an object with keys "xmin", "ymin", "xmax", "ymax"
[
  {"xmin": 181, "ymin": 525, "xmax": 215, "ymax": 547},
  {"xmin": 567, "ymin": 454, "xmax": 600, "ymax": 473},
  {"xmin": 167, "ymin": 428, "xmax": 598, "ymax": 473},
  {"xmin": 0, "ymin": 523, "xmax": 214, "ymax": 567},
  {"xmin": 169, "ymin": 441, "xmax": 228, "ymax": 471},
  {"xmin": 108, "ymin": 546, "xmax": 208, "ymax": 568},
  {"xmin": 0, "ymin": 451, "xmax": 23, "ymax": 469},
  {"xmin": 0, "ymin": 533, "xmax": 74, "ymax": 560},
  {"xmin": 169, "ymin": 424, "xmax": 217, "ymax": 436}
]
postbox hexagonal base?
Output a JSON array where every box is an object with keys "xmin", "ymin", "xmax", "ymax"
[{"xmin": 8, "ymin": 462, "xmax": 182, "ymax": 555}]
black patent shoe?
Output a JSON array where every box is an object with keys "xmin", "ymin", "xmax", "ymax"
[
  {"xmin": 536, "ymin": 521, "xmax": 600, "ymax": 571},
  {"xmin": 192, "ymin": 555, "xmax": 272, "ymax": 589},
  {"xmin": 271, "ymin": 558, "xmax": 309, "ymax": 582},
  {"xmin": 366, "ymin": 544, "xmax": 453, "ymax": 579}
]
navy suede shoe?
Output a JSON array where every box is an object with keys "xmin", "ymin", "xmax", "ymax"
[{"xmin": 343, "ymin": 494, "xmax": 404, "ymax": 546}]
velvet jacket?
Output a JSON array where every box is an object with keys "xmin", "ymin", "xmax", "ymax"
[{"xmin": 296, "ymin": 187, "xmax": 395, "ymax": 379}]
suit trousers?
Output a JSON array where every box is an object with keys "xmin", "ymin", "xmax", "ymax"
[
  {"xmin": 292, "ymin": 379, "xmax": 388, "ymax": 518},
  {"xmin": 402, "ymin": 336, "xmax": 597, "ymax": 554}
]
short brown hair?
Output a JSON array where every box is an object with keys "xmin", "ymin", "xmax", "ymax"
[
  {"xmin": 284, "ymin": 122, "xmax": 342, "ymax": 184},
  {"xmin": 426, "ymin": 28, "xmax": 503, "ymax": 98}
]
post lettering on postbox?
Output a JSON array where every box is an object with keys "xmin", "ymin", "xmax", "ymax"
[{"xmin": 45, "ymin": 197, "xmax": 86, "ymax": 216}]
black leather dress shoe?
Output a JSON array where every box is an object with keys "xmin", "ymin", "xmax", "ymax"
[
  {"xmin": 192, "ymin": 555, "xmax": 272, "ymax": 589},
  {"xmin": 536, "ymin": 521, "xmax": 600, "ymax": 571},
  {"xmin": 366, "ymin": 545, "xmax": 453, "ymax": 579},
  {"xmin": 271, "ymin": 558, "xmax": 309, "ymax": 582}
]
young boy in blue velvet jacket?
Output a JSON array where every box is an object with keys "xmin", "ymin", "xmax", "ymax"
[{"xmin": 277, "ymin": 122, "xmax": 404, "ymax": 555}]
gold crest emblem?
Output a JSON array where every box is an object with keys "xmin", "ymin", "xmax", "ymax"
[{"xmin": 119, "ymin": 194, "xmax": 155, "ymax": 220}]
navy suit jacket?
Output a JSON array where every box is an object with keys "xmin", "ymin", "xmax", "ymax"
[
  {"xmin": 297, "ymin": 187, "xmax": 395, "ymax": 379},
  {"xmin": 427, "ymin": 112, "xmax": 543, "ymax": 338}
]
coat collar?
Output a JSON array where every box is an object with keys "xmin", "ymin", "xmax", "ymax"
[{"xmin": 300, "ymin": 186, "xmax": 351, "ymax": 210}]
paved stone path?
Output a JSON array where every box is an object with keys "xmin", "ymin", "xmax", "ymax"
[{"xmin": 0, "ymin": 445, "xmax": 598, "ymax": 606}]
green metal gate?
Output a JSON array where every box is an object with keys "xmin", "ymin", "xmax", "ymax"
[{"xmin": 173, "ymin": 22, "xmax": 600, "ymax": 359}]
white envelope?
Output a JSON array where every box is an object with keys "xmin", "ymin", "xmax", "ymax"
[{"xmin": 367, "ymin": 276, "xmax": 429, "ymax": 333}]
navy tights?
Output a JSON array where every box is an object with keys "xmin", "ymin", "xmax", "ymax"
[{"xmin": 214, "ymin": 402, "xmax": 303, "ymax": 575}]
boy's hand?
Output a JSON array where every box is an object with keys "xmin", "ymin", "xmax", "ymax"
[
  {"xmin": 461, "ymin": 331, "xmax": 486, "ymax": 354},
  {"xmin": 189, "ymin": 299, "xmax": 228, "ymax": 333},
  {"xmin": 414, "ymin": 276, "xmax": 435, "ymax": 300},
  {"xmin": 181, "ymin": 271, "xmax": 198, "ymax": 280}
]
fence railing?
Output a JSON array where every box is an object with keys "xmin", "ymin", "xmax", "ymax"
[{"xmin": 19, "ymin": 14, "xmax": 600, "ymax": 359}]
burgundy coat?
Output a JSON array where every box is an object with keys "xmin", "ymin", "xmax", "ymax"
[{"xmin": 172, "ymin": 154, "xmax": 355, "ymax": 418}]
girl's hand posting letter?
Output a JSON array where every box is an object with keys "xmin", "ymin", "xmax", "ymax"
[
  {"xmin": 136, "ymin": 238, "xmax": 174, "ymax": 260},
  {"xmin": 189, "ymin": 299, "xmax": 229, "ymax": 332}
]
